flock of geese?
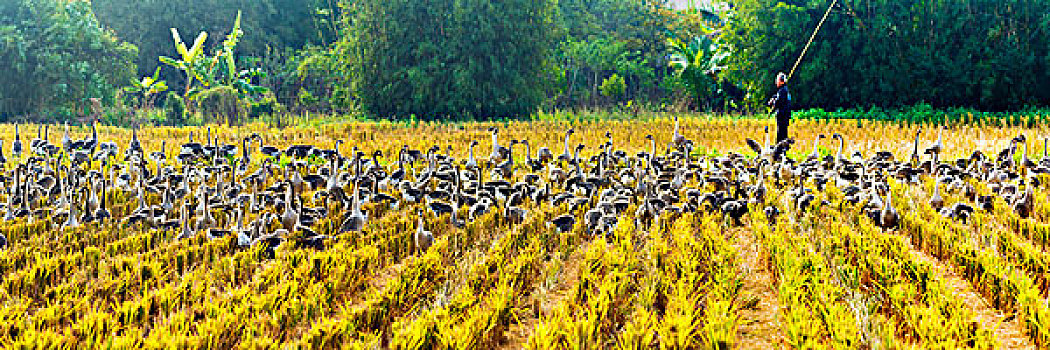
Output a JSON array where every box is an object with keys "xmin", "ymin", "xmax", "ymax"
[{"xmin": 0, "ymin": 118, "xmax": 1043, "ymax": 256}]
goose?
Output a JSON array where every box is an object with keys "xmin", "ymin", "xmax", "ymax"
[
  {"xmin": 549, "ymin": 214, "xmax": 575, "ymax": 233},
  {"xmin": 747, "ymin": 162, "xmax": 767, "ymax": 204},
  {"xmin": 940, "ymin": 202, "xmax": 975, "ymax": 223},
  {"xmin": 924, "ymin": 125, "xmax": 944, "ymax": 158},
  {"xmin": 365, "ymin": 150, "xmax": 385, "ymax": 176},
  {"xmin": 722, "ymin": 199, "xmax": 748, "ymax": 225},
  {"xmin": 61, "ymin": 187, "xmax": 80, "ymax": 231},
  {"xmin": 488, "ymin": 127, "xmax": 508, "ymax": 163},
  {"xmin": 390, "ymin": 146, "xmax": 409, "ymax": 182},
  {"xmin": 287, "ymin": 164, "xmax": 305, "ymax": 195},
  {"xmin": 62, "ymin": 123, "xmax": 72, "ymax": 152},
  {"xmin": 1017, "ymin": 134, "xmax": 1037, "ymax": 172},
  {"xmin": 745, "ymin": 126, "xmax": 773, "ymax": 160},
  {"xmin": 322, "ymin": 158, "xmax": 345, "ymax": 197},
  {"xmin": 494, "ymin": 140, "xmax": 519, "ymax": 179},
  {"xmin": 3, "ymin": 168, "xmax": 18, "ymax": 222},
  {"xmin": 671, "ymin": 115, "xmax": 688, "ymax": 149},
  {"xmin": 30, "ymin": 125, "xmax": 46, "ymax": 153},
  {"xmin": 1041, "ymin": 138, "xmax": 1050, "ymax": 167},
  {"xmin": 250, "ymin": 133, "xmax": 280, "ymax": 158},
  {"xmin": 909, "ymin": 128, "xmax": 922, "ymax": 165},
  {"xmin": 807, "ymin": 134, "xmax": 826, "ymax": 162},
  {"xmin": 128, "ymin": 128, "xmax": 143, "ymax": 156},
  {"xmin": 414, "ymin": 210, "xmax": 434, "ymax": 253},
  {"xmin": 465, "ymin": 140, "xmax": 479, "ymax": 169},
  {"xmin": 84, "ymin": 174, "xmax": 100, "ymax": 218},
  {"xmin": 831, "ymin": 133, "xmax": 846, "ymax": 164},
  {"xmin": 521, "ymin": 140, "xmax": 543, "ymax": 172},
  {"xmin": 177, "ymin": 202, "xmax": 194, "ymax": 239},
  {"xmin": 536, "ymin": 140, "xmax": 553, "ymax": 164},
  {"xmin": 645, "ymin": 135, "xmax": 657, "ymax": 159},
  {"xmin": 281, "ymin": 184, "xmax": 299, "ymax": 232},
  {"xmin": 793, "ymin": 178, "xmax": 815, "ymax": 214},
  {"xmin": 503, "ymin": 192, "xmax": 527, "ymax": 224},
  {"xmin": 1013, "ymin": 185, "xmax": 1034, "ymax": 218},
  {"xmin": 339, "ymin": 156, "xmax": 369, "ymax": 232},
  {"xmin": 70, "ymin": 122, "xmax": 98, "ymax": 153},
  {"xmin": 557, "ymin": 128, "xmax": 575, "ymax": 162},
  {"xmin": 763, "ymin": 205, "xmax": 781, "ymax": 226},
  {"xmin": 929, "ymin": 177, "xmax": 944, "ymax": 210},
  {"xmin": 194, "ymin": 184, "xmax": 217, "ymax": 233},
  {"xmin": 880, "ymin": 185, "xmax": 899, "ymax": 229},
  {"xmin": 12, "ymin": 124, "xmax": 21, "ymax": 158},
  {"xmin": 234, "ymin": 206, "xmax": 252, "ymax": 247}
]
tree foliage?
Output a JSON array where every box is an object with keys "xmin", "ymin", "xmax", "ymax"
[
  {"xmin": 344, "ymin": 0, "xmax": 558, "ymax": 120},
  {"xmin": 550, "ymin": 0, "xmax": 716, "ymax": 109},
  {"xmin": 668, "ymin": 30, "xmax": 728, "ymax": 110},
  {"xmin": 91, "ymin": 0, "xmax": 332, "ymax": 86},
  {"xmin": 723, "ymin": 0, "xmax": 1050, "ymax": 111},
  {"xmin": 0, "ymin": 0, "xmax": 137, "ymax": 119}
]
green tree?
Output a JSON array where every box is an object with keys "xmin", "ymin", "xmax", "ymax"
[
  {"xmin": 0, "ymin": 0, "xmax": 137, "ymax": 120},
  {"xmin": 91, "ymin": 0, "xmax": 331, "ymax": 80},
  {"xmin": 550, "ymin": 0, "xmax": 717, "ymax": 109},
  {"xmin": 344, "ymin": 0, "xmax": 558, "ymax": 120},
  {"xmin": 722, "ymin": 0, "xmax": 1050, "ymax": 111}
]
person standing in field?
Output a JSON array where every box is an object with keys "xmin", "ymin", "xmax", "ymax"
[{"xmin": 767, "ymin": 72, "xmax": 792, "ymax": 143}]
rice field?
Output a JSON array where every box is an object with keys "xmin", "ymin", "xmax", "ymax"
[{"xmin": 1, "ymin": 116, "xmax": 1049, "ymax": 348}]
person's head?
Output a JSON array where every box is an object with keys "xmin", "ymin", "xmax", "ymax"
[{"xmin": 776, "ymin": 72, "xmax": 787, "ymax": 87}]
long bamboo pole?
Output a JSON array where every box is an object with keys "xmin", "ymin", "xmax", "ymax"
[{"xmin": 788, "ymin": 0, "xmax": 839, "ymax": 81}]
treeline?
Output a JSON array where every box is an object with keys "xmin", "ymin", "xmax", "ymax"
[
  {"xmin": 312, "ymin": 0, "xmax": 714, "ymax": 120},
  {"xmin": 724, "ymin": 0, "xmax": 1050, "ymax": 111},
  {"xmin": 0, "ymin": 0, "xmax": 137, "ymax": 118},
  {"xmin": 1, "ymin": 0, "xmax": 1048, "ymax": 121}
]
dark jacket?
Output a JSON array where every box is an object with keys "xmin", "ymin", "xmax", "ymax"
[{"xmin": 768, "ymin": 85, "xmax": 791, "ymax": 116}]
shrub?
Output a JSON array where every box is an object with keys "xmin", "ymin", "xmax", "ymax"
[
  {"xmin": 196, "ymin": 86, "xmax": 244, "ymax": 125},
  {"xmin": 249, "ymin": 92, "xmax": 282, "ymax": 119},
  {"xmin": 600, "ymin": 74, "xmax": 626, "ymax": 102},
  {"xmin": 164, "ymin": 92, "xmax": 187, "ymax": 126}
]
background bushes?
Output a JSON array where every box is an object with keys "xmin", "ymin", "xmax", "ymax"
[
  {"xmin": 0, "ymin": 0, "xmax": 137, "ymax": 120},
  {"xmin": 197, "ymin": 86, "xmax": 243, "ymax": 124},
  {"xmin": 4, "ymin": 0, "xmax": 1050, "ymax": 122},
  {"xmin": 341, "ymin": 0, "xmax": 559, "ymax": 120},
  {"xmin": 723, "ymin": 0, "xmax": 1050, "ymax": 111}
]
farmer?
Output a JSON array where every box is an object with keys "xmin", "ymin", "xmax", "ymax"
[{"xmin": 767, "ymin": 72, "xmax": 792, "ymax": 143}]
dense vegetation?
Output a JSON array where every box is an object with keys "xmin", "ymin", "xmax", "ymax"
[
  {"xmin": 724, "ymin": 0, "xmax": 1050, "ymax": 111},
  {"xmin": 0, "ymin": 0, "xmax": 137, "ymax": 118},
  {"xmin": 2, "ymin": 0, "xmax": 1049, "ymax": 121},
  {"xmin": 91, "ymin": 0, "xmax": 331, "ymax": 100},
  {"xmin": 341, "ymin": 0, "xmax": 558, "ymax": 120}
]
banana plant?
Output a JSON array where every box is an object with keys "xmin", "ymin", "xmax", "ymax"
[
  {"xmin": 123, "ymin": 67, "xmax": 168, "ymax": 109},
  {"xmin": 159, "ymin": 12, "xmax": 267, "ymax": 100},
  {"xmin": 159, "ymin": 27, "xmax": 208, "ymax": 96},
  {"xmin": 217, "ymin": 11, "xmax": 243, "ymax": 87},
  {"xmin": 667, "ymin": 27, "xmax": 729, "ymax": 111}
]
